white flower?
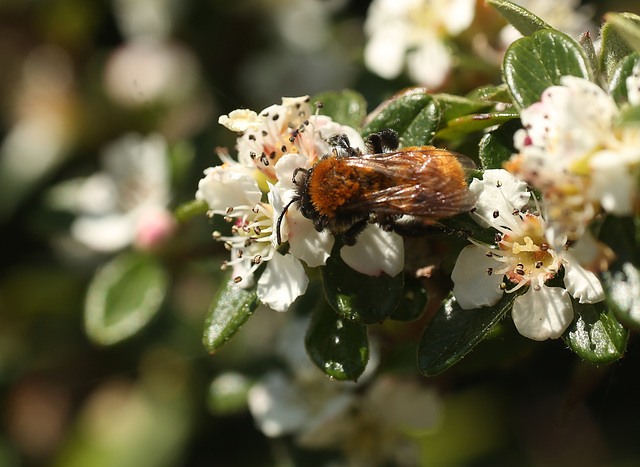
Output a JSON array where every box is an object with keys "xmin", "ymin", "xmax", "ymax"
[
  {"xmin": 363, "ymin": 0, "xmax": 475, "ymax": 88},
  {"xmin": 224, "ymin": 96, "xmax": 363, "ymax": 181},
  {"xmin": 248, "ymin": 316, "xmax": 437, "ymax": 466},
  {"xmin": 196, "ymin": 166, "xmax": 308, "ymax": 311},
  {"xmin": 451, "ymin": 170, "xmax": 604, "ymax": 340},
  {"xmin": 508, "ymin": 76, "xmax": 640, "ymax": 240},
  {"xmin": 70, "ymin": 133, "xmax": 172, "ymax": 253}
]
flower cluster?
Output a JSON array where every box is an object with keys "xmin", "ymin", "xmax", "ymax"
[
  {"xmin": 507, "ymin": 75, "xmax": 640, "ymax": 242},
  {"xmin": 196, "ymin": 96, "xmax": 403, "ymax": 311},
  {"xmin": 452, "ymin": 169, "xmax": 604, "ymax": 340}
]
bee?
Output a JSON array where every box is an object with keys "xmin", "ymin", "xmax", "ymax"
[{"xmin": 277, "ymin": 129, "xmax": 477, "ymax": 246}]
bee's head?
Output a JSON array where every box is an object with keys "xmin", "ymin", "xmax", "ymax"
[{"xmin": 275, "ymin": 166, "xmax": 315, "ymax": 245}]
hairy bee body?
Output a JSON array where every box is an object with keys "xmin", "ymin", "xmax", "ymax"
[{"xmin": 279, "ymin": 130, "xmax": 476, "ymax": 246}]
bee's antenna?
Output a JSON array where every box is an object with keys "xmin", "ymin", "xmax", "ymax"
[{"xmin": 276, "ymin": 198, "xmax": 299, "ymax": 245}]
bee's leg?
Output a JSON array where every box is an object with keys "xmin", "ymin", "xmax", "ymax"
[
  {"xmin": 389, "ymin": 218, "xmax": 470, "ymax": 238},
  {"xmin": 343, "ymin": 218, "xmax": 369, "ymax": 246}
]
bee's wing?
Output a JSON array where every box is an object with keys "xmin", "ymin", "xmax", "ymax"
[{"xmin": 343, "ymin": 150, "xmax": 477, "ymax": 218}]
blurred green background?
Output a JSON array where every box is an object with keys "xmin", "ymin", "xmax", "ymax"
[{"xmin": 2, "ymin": 1, "xmax": 640, "ymax": 466}]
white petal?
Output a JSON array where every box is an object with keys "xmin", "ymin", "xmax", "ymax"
[
  {"xmin": 407, "ymin": 39, "xmax": 451, "ymax": 89},
  {"xmin": 563, "ymin": 260, "xmax": 605, "ymax": 304},
  {"xmin": 287, "ymin": 209, "xmax": 334, "ymax": 267},
  {"xmin": 257, "ymin": 252, "xmax": 309, "ymax": 312},
  {"xmin": 451, "ymin": 245, "xmax": 505, "ymax": 309},
  {"xmin": 364, "ymin": 25, "xmax": 407, "ymax": 80},
  {"xmin": 511, "ymin": 286, "xmax": 574, "ymax": 340},
  {"xmin": 248, "ymin": 371, "xmax": 308, "ymax": 437},
  {"xmin": 218, "ymin": 109, "xmax": 263, "ymax": 132},
  {"xmin": 196, "ymin": 167, "xmax": 261, "ymax": 212},
  {"xmin": 588, "ymin": 150, "xmax": 636, "ymax": 215},
  {"xmin": 469, "ymin": 169, "xmax": 530, "ymax": 229},
  {"xmin": 340, "ymin": 225, "xmax": 404, "ymax": 277},
  {"xmin": 441, "ymin": 0, "xmax": 476, "ymax": 35},
  {"xmin": 71, "ymin": 214, "xmax": 135, "ymax": 252}
]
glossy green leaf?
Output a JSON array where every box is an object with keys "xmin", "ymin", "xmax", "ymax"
[
  {"xmin": 436, "ymin": 112, "xmax": 519, "ymax": 140},
  {"xmin": 361, "ymin": 87, "xmax": 441, "ymax": 147},
  {"xmin": 390, "ymin": 275, "xmax": 428, "ymax": 322},
  {"xmin": 431, "ymin": 93, "xmax": 494, "ymax": 122},
  {"xmin": 418, "ymin": 290, "xmax": 518, "ymax": 376},
  {"xmin": 563, "ymin": 301, "xmax": 628, "ymax": 364},
  {"xmin": 321, "ymin": 254, "xmax": 403, "ymax": 325},
  {"xmin": 504, "ymin": 29, "xmax": 591, "ymax": 110},
  {"xmin": 85, "ymin": 252, "xmax": 168, "ymax": 345},
  {"xmin": 599, "ymin": 216, "xmax": 640, "ymax": 329},
  {"xmin": 478, "ymin": 119, "xmax": 521, "ymax": 170},
  {"xmin": 599, "ymin": 15, "xmax": 639, "ymax": 80},
  {"xmin": 305, "ymin": 302, "xmax": 369, "ymax": 381},
  {"xmin": 465, "ymin": 84, "xmax": 513, "ymax": 104},
  {"xmin": 312, "ymin": 89, "xmax": 367, "ymax": 129},
  {"xmin": 486, "ymin": 0, "xmax": 551, "ymax": 36},
  {"xmin": 608, "ymin": 53, "xmax": 640, "ymax": 104},
  {"xmin": 605, "ymin": 12, "xmax": 640, "ymax": 54},
  {"xmin": 202, "ymin": 276, "xmax": 260, "ymax": 353},
  {"xmin": 174, "ymin": 199, "xmax": 208, "ymax": 223}
]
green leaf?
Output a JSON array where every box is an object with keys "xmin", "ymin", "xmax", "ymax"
[
  {"xmin": 321, "ymin": 254, "xmax": 403, "ymax": 325},
  {"xmin": 418, "ymin": 290, "xmax": 519, "ymax": 376},
  {"xmin": 174, "ymin": 199, "xmax": 208, "ymax": 223},
  {"xmin": 312, "ymin": 89, "xmax": 367, "ymax": 129},
  {"xmin": 563, "ymin": 301, "xmax": 628, "ymax": 364},
  {"xmin": 202, "ymin": 276, "xmax": 260, "ymax": 353},
  {"xmin": 599, "ymin": 14, "xmax": 640, "ymax": 80},
  {"xmin": 579, "ymin": 30, "xmax": 599, "ymax": 79},
  {"xmin": 361, "ymin": 87, "xmax": 442, "ymax": 147},
  {"xmin": 478, "ymin": 119, "xmax": 521, "ymax": 170},
  {"xmin": 85, "ymin": 252, "xmax": 168, "ymax": 345},
  {"xmin": 305, "ymin": 302, "xmax": 369, "ymax": 381},
  {"xmin": 436, "ymin": 112, "xmax": 519, "ymax": 140},
  {"xmin": 390, "ymin": 275, "xmax": 428, "ymax": 322},
  {"xmin": 598, "ymin": 216, "xmax": 640, "ymax": 329},
  {"xmin": 618, "ymin": 105, "xmax": 640, "ymax": 125},
  {"xmin": 503, "ymin": 29, "xmax": 591, "ymax": 110},
  {"xmin": 465, "ymin": 84, "xmax": 513, "ymax": 104},
  {"xmin": 608, "ymin": 52, "xmax": 640, "ymax": 104},
  {"xmin": 605, "ymin": 12, "xmax": 640, "ymax": 54},
  {"xmin": 486, "ymin": 0, "xmax": 551, "ymax": 36},
  {"xmin": 431, "ymin": 93, "xmax": 494, "ymax": 122}
]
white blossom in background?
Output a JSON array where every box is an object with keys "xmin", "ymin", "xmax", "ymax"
[
  {"xmin": 198, "ymin": 96, "xmax": 405, "ymax": 312},
  {"xmin": 451, "ymin": 170, "xmax": 604, "ymax": 341},
  {"xmin": 363, "ymin": 0, "xmax": 476, "ymax": 88},
  {"xmin": 70, "ymin": 133, "xmax": 174, "ymax": 253},
  {"xmin": 248, "ymin": 316, "xmax": 439, "ymax": 466},
  {"xmin": 507, "ymin": 75, "xmax": 640, "ymax": 242}
]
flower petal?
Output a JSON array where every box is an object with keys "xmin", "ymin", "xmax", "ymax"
[
  {"xmin": 257, "ymin": 252, "xmax": 308, "ymax": 312},
  {"xmin": 340, "ymin": 225, "xmax": 403, "ymax": 277},
  {"xmin": 511, "ymin": 286, "xmax": 573, "ymax": 340},
  {"xmin": 287, "ymin": 209, "xmax": 334, "ymax": 267},
  {"xmin": 248, "ymin": 371, "xmax": 309, "ymax": 437},
  {"xmin": 451, "ymin": 245, "xmax": 505, "ymax": 309},
  {"xmin": 563, "ymin": 259, "xmax": 605, "ymax": 304},
  {"xmin": 469, "ymin": 169, "xmax": 530, "ymax": 229},
  {"xmin": 196, "ymin": 167, "xmax": 261, "ymax": 213}
]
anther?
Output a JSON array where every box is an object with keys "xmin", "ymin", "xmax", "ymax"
[
  {"xmin": 535, "ymin": 261, "xmax": 543, "ymax": 268},
  {"xmin": 487, "ymin": 268, "xmax": 493, "ymax": 276},
  {"xmin": 500, "ymin": 282, "xmax": 507, "ymax": 290},
  {"xmin": 236, "ymin": 249, "xmax": 243, "ymax": 258},
  {"xmin": 493, "ymin": 210, "xmax": 499, "ymax": 218},
  {"xmin": 226, "ymin": 206, "xmax": 234, "ymax": 214},
  {"xmin": 233, "ymin": 276, "xmax": 243, "ymax": 283},
  {"xmin": 253, "ymin": 255, "xmax": 262, "ymax": 264},
  {"xmin": 540, "ymin": 243, "xmax": 549, "ymax": 251},
  {"xmin": 496, "ymin": 180, "xmax": 503, "ymax": 188}
]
